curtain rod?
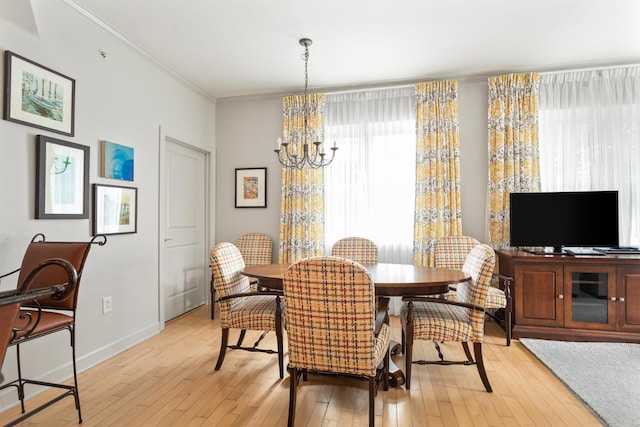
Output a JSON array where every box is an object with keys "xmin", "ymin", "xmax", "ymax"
[
  {"xmin": 540, "ymin": 62, "xmax": 640, "ymax": 76},
  {"xmin": 325, "ymin": 83, "xmax": 415, "ymax": 96}
]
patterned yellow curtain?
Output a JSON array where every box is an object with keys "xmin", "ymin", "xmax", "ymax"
[
  {"xmin": 278, "ymin": 93, "xmax": 326, "ymax": 263},
  {"xmin": 487, "ymin": 73, "xmax": 541, "ymax": 249},
  {"xmin": 413, "ymin": 81, "xmax": 462, "ymax": 266}
]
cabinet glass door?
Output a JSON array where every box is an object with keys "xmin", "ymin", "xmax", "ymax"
[{"xmin": 570, "ymin": 272, "xmax": 608, "ymax": 323}]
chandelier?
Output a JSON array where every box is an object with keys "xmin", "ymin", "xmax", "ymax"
[{"xmin": 274, "ymin": 38, "xmax": 337, "ymax": 169}]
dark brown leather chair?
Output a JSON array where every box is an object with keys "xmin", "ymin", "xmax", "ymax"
[
  {"xmin": 0, "ymin": 233, "xmax": 105, "ymax": 425},
  {"xmin": 0, "ymin": 258, "xmax": 78, "ymax": 385}
]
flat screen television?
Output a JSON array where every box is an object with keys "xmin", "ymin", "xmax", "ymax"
[{"xmin": 509, "ymin": 191, "xmax": 619, "ymax": 254}]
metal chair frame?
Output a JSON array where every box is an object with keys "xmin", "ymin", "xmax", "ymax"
[{"xmin": 0, "ymin": 233, "xmax": 106, "ymax": 426}]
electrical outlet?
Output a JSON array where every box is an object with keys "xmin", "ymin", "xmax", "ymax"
[{"xmin": 102, "ymin": 296, "xmax": 113, "ymax": 314}]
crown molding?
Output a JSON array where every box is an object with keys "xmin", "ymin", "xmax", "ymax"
[{"xmin": 56, "ymin": 0, "xmax": 215, "ymax": 102}]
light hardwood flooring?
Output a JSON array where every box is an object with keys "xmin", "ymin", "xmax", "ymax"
[{"xmin": 1, "ymin": 305, "xmax": 602, "ymax": 426}]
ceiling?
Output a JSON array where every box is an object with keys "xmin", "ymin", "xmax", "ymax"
[{"xmin": 61, "ymin": 0, "xmax": 640, "ymax": 99}]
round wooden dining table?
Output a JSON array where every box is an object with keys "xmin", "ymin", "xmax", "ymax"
[
  {"xmin": 241, "ymin": 262, "xmax": 471, "ymax": 387},
  {"xmin": 242, "ymin": 262, "xmax": 470, "ymax": 296}
]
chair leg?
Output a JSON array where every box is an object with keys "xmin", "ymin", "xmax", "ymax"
[
  {"xmin": 505, "ymin": 302, "xmax": 512, "ymax": 347},
  {"xmin": 210, "ymin": 280, "xmax": 216, "ymax": 320},
  {"xmin": 276, "ymin": 326, "xmax": 284, "ymax": 379},
  {"xmin": 405, "ymin": 332, "xmax": 413, "ymax": 390},
  {"xmin": 505, "ymin": 311, "xmax": 512, "ymax": 346},
  {"xmin": 215, "ymin": 328, "xmax": 229, "ymax": 371},
  {"xmin": 461, "ymin": 341, "xmax": 473, "ymax": 362},
  {"xmin": 288, "ymin": 367, "xmax": 298, "ymax": 427},
  {"xmin": 70, "ymin": 326, "xmax": 82, "ymax": 423},
  {"xmin": 236, "ymin": 330, "xmax": 247, "ymax": 347},
  {"xmin": 473, "ymin": 342, "xmax": 492, "ymax": 392},
  {"xmin": 404, "ymin": 303, "xmax": 414, "ymax": 389},
  {"xmin": 16, "ymin": 343, "xmax": 25, "ymax": 414},
  {"xmin": 368, "ymin": 376, "xmax": 375, "ymax": 427},
  {"xmin": 383, "ymin": 348, "xmax": 390, "ymax": 391},
  {"xmin": 276, "ymin": 294, "xmax": 284, "ymax": 379}
]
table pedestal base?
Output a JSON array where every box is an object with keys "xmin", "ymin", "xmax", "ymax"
[{"xmin": 388, "ymin": 341, "xmax": 405, "ymax": 388}]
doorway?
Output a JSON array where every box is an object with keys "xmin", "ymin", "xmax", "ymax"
[{"xmin": 159, "ymin": 130, "xmax": 210, "ymax": 323}]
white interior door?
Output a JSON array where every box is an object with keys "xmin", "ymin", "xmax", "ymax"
[{"xmin": 162, "ymin": 138, "xmax": 208, "ymax": 321}]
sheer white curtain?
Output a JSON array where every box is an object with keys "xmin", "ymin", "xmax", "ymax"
[
  {"xmin": 324, "ymin": 87, "xmax": 416, "ymax": 315},
  {"xmin": 324, "ymin": 87, "xmax": 416, "ymax": 263},
  {"xmin": 539, "ymin": 66, "xmax": 640, "ymax": 245}
]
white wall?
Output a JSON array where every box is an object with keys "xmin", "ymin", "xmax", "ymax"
[
  {"xmin": 0, "ymin": 0, "xmax": 215, "ymax": 409},
  {"xmin": 215, "ymin": 78, "xmax": 491, "ymax": 255}
]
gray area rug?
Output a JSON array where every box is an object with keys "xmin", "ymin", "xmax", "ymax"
[{"xmin": 520, "ymin": 338, "xmax": 640, "ymax": 427}]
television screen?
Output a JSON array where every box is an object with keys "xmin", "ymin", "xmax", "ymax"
[{"xmin": 509, "ymin": 191, "xmax": 619, "ymax": 253}]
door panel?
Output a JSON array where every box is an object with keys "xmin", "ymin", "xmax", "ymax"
[{"xmin": 163, "ymin": 140, "xmax": 207, "ymax": 320}]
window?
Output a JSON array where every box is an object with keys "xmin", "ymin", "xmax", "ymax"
[
  {"xmin": 539, "ymin": 67, "xmax": 640, "ymax": 245},
  {"xmin": 324, "ymin": 87, "xmax": 416, "ymax": 263}
]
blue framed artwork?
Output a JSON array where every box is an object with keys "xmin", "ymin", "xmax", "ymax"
[{"xmin": 101, "ymin": 140, "xmax": 134, "ymax": 181}]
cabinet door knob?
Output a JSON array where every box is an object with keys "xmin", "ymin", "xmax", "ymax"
[
  {"xmin": 610, "ymin": 296, "xmax": 617, "ymax": 302},
  {"xmin": 558, "ymin": 294, "xmax": 564, "ymax": 300},
  {"xmin": 619, "ymin": 297, "xmax": 625, "ymax": 302}
]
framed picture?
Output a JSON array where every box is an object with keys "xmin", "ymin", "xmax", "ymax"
[
  {"xmin": 101, "ymin": 140, "xmax": 134, "ymax": 181},
  {"xmin": 35, "ymin": 135, "xmax": 89, "ymax": 219},
  {"xmin": 93, "ymin": 184, "xmax": 138, "ymax": 235},
  {"xmin": 3, "ymin": 51, "xmax": 75, "ymax": 136},
  {"xmin": 235, "ymin": 167, "xmax": 267, "ymax": 208}
]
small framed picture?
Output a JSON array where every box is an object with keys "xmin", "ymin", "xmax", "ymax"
[
  {"xmin": 35, "ymin": 135, "xmax": 89, "ymax": 219},
  {"xmin": 101, "ymin": 140, "xmax": 134, "ymax": 181},
  {"xmin": 93, "ymin": 184, "xmax": 138, "ymax": 235},
  {"xmin": 3, "ymin": 51, "xmax": 75, "ymax": 136},
  {"xmin": 235, "ymin": 167, "xmax": 267, "ymax": 208}
]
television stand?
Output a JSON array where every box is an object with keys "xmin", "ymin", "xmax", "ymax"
[{"xmin": 496, "ymin": 249, "xmax": 640, "ymax": 343}]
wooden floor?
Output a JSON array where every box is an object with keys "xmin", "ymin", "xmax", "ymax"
[{"xmin": 1, "ymin": 305, "xmax": 602, "ymax": 426}]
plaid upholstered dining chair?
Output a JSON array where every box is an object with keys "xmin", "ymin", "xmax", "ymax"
[
  {"xmin": 237, "ymin": 232, "xmax": 273, "ymax": 291},
  {"xmin": 435, "ymin": 235, "xmax": 512, "ymax": 346},
  {"xmin": 211, "ymin": 232, "xmax": 273, "ymax": 319},
  {"xmin": 283, "ymin": 257, "xmax": 391, "ymax": 427},
  {"xmin": 330, "ymin": 237, "xmax": 378, "ymax": 264},
  {"xmin": 236, "ymin": 232, "xmax": 273, "ymax": 266},
  {"xmin": 209, "ymin": 242, "xmax": 284, "ymax": 378},
  {"xmin": 210, "ymin": 233, "xmax": 273, "ymax": 319},
  {"xmin": 401, "ymin": 244, "xmax": 496, "ymax": 391}
]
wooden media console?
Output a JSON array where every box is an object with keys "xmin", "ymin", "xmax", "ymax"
[{"xmin": 497, "ymin": 250, "xmax": 640, "ymax": 342}]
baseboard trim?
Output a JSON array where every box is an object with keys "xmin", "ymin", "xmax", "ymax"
[{"xmin": 0, "ymin": 322, "xmax": 161, "ymax": 412}]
